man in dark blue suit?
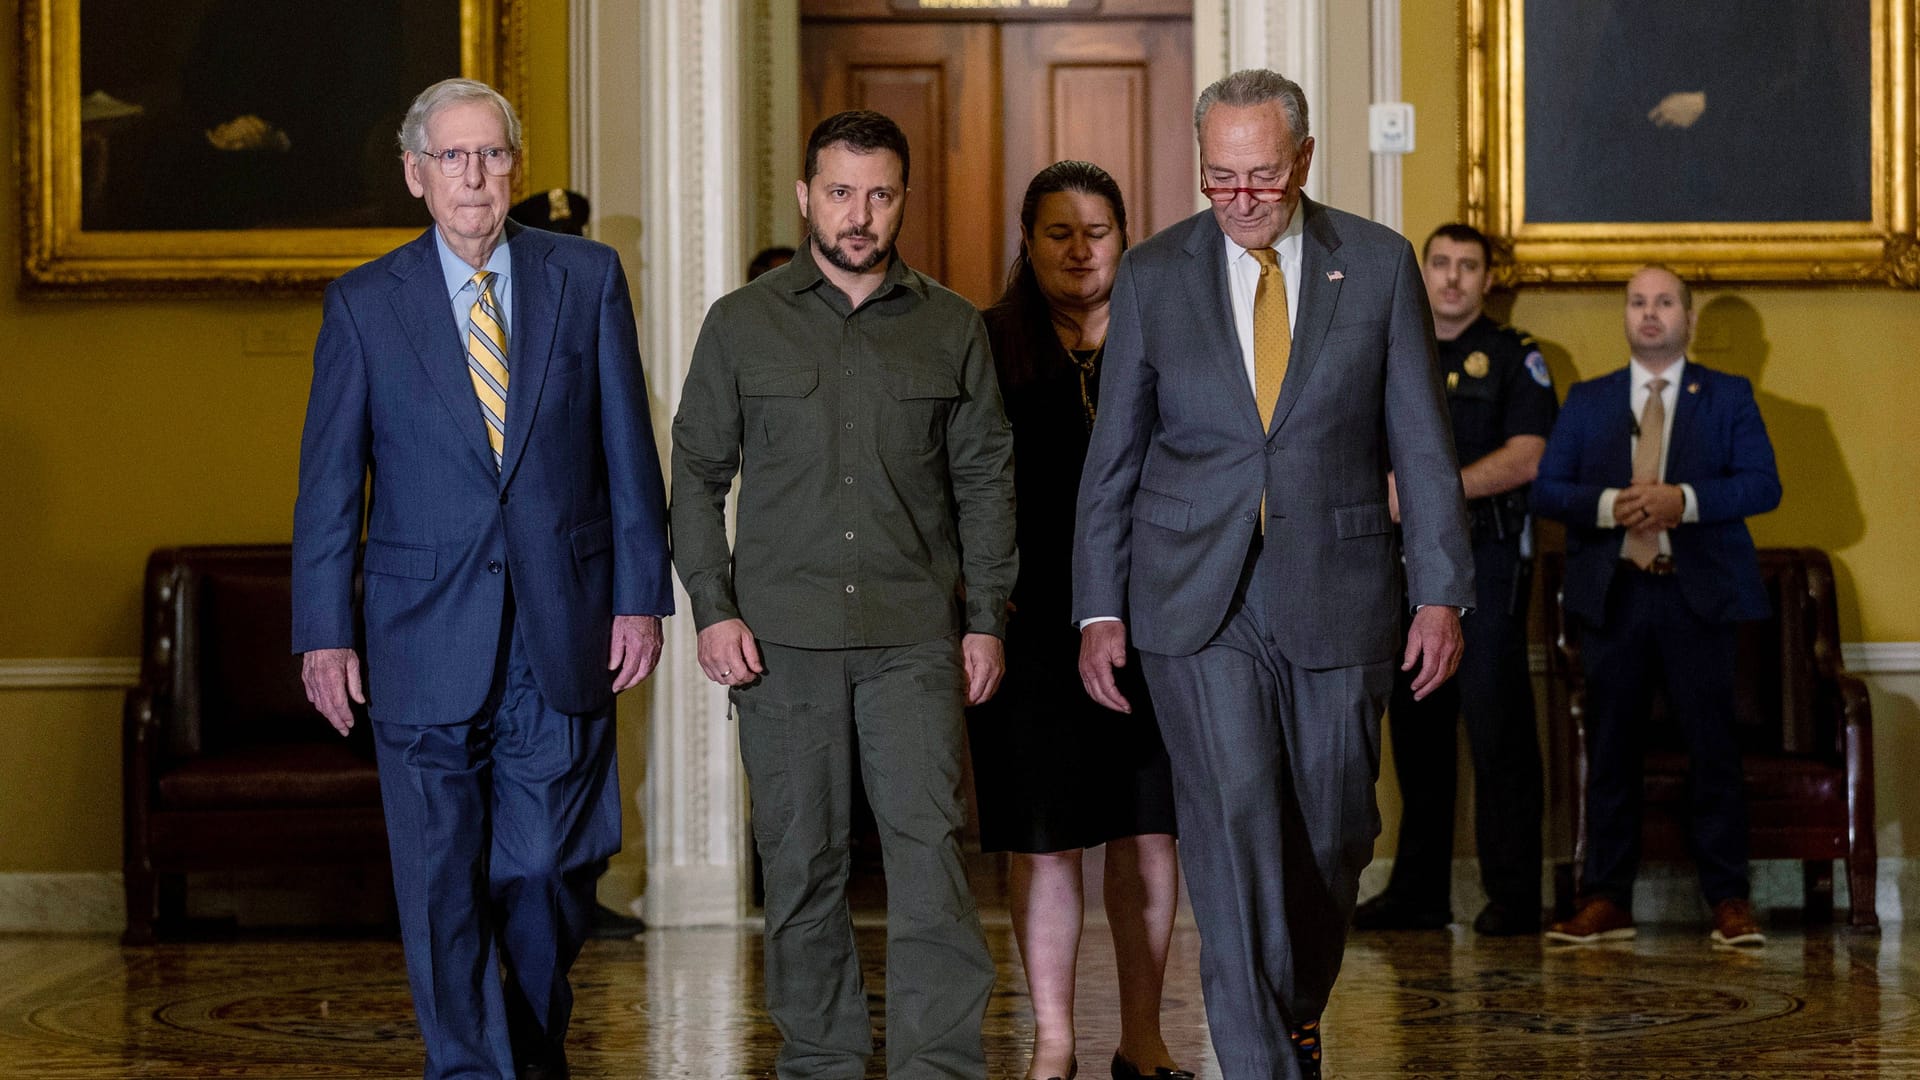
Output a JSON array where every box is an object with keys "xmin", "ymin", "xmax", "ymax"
[
  {"xmin": 293, "ymin": 79, "xmax": 672, "ymax": 1079},
  {"xmin": 1532, "ymin": 265, "xmax": 1779, "ymax": 949}
]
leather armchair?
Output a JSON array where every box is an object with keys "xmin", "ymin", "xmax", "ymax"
[
  {"xmin": 123, "ymin": 545, "xmax": 389, "ymax": 943},
  {"xmin": 1543, "ymin": 546, "xmax": 1877, "ymax": 929}
]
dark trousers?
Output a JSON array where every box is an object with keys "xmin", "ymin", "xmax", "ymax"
[
  {"xmin": 1141, "ymin": 538, "xmax": 1393, "ymax": 1080},
  {"xmin": 372, "ymin": 617, "xmax": 622, "ymax": 1080},
  {"xmin": 1381, "ymin": 536, "xmax": 1543, "ymax": 915},
  {"xmin": 1577, "ymin": 566, "xmax": 1749, "ymax": 908},
  {"xmin": 732, "ymin": 637, "xmax": 994, "ymax": 1080}
]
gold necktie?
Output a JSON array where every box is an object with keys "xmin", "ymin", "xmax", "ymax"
[
  {"xmin": 466, "ymin": 270, "xmax": 509, "ymax": 470},
  {"xmin": 1249, "ymin": 247, "xmax": 1292, "ymax": 432},
  {"xmin": 1623, "ymin": 377, "xmax": 1668, "ymax": 569},
  {"xmin": 1249, "ymin": 248, "xmax": 1291, "ymax": 532}
]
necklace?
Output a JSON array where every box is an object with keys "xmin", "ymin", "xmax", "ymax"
[{"xmin": 1070, "ymin": 340, "xmax": 1103, "ymax": 431}]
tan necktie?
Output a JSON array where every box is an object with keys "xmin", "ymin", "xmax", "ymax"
[
  {"xmin": 466, "ymin": 270, "xmax": 509, "ymax": 470},
  {"xmin": 1623, "ymin": 377, "xmax": 1668, "ymax": 569}
]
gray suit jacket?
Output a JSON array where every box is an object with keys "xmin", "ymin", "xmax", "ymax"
[{"xmin": 1073, "ymin": 201, "xmax": 1473, "ymax": 665}]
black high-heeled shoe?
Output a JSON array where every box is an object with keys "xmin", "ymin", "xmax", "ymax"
[
  {"xmin": 1110, "ymin": 1051, "xmax": 1194, "ymax": 1080},
  {"xmin": 1028, "ymin": 1055, "xmax": 1077, "ymax": 1080}
]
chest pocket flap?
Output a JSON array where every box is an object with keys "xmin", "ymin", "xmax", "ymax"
[
  {"xmin": 740, "ymin": 365, "xmax": 819, "ymax": 397},
  {"xmin": 881, "ymin": 364, "xmax": 960, "ymax": 401}
]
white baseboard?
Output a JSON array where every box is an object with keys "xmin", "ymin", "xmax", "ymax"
[
  {"xmin": 640, "ymin": 864, "xmax": 751, "ymax": 928},
  {"xmin": 1358, "ymin": 855, "xmax": 1908, "ymax": 924},
  {"xmin": 0, "ymin": 873, "xmax": 123, "ymax": 933}
]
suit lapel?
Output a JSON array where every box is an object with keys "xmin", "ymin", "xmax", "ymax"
[
  {"xmin": 389, "ymin": 229, "xmax": 499, "ymax": 475},
  {"xmin": 1272, "ymin": 198, "xmax": 1342, "ymax": 437},
  {"xmin": 499, "ymin": 224, "xmax": 566, "ymax": 487},
  {"xmin": 1608, "ymin": 368, "xmax": 1637, "ymax": 485},
  {"xmin": 1665, "ymin": 361, "xmax": 1703, "ymax": 479},
  {"xmin": 1177, "ymin": 213, "xmax": 1264, "ymax": 435}
]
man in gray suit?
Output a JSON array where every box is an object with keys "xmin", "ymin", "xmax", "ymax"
[{"xmin": 1075, "ymin": 69, "xmax": 1473, "ymax": 1080}]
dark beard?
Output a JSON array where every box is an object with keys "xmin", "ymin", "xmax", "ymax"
[{"xmin": 808, "ymin": 217, "xmax": 893, "ymax": 275}]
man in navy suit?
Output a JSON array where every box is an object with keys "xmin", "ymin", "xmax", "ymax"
[
  {"xmin": 293, "ymin": 79, "xmax": 672, "ymax": 1079},
  {"xmin": 1533, "ymin": 265, "xmax": 1779, "ymax": 948}
]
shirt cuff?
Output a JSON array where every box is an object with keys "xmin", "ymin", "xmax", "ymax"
[
  {"xmin": 1597, "ymin": 487, "xmax": 1621, "ymax": 528},
  {"xmin": 1680, "ymin": 483, "xmax": 1699, "ymax": 523},
  {"xmin": 1077, "ymin": 615, "xmax": 1121, "ymax": 629}
]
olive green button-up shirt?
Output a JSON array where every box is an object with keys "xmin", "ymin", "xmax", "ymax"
[{"xmin": 670, "ymin": 245, "xmax": 1016, "ymax": 649}]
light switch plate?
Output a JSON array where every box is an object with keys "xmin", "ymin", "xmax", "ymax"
[{"xmin": 1368, "ymin": 102, "xmax": 1415, "ymax": 155}]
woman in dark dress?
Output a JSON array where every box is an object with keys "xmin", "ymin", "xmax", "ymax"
[{"xmin": 967, "ymin": 162, "xmax": 1188, "ymax": 1080}]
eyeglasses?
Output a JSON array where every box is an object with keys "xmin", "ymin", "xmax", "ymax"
[
  {"xmin": 1199, "ymin": 166, "xmax": 1291, "ymax": 204},
  {"xmin": 423, "ymin": 147, "xmax": 515, "ymax": 177}
]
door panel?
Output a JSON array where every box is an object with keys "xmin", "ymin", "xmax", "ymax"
[
  {"xmin": 1002, "ymin": 21, "xmax": 1195, "ymax": 259},
  {"xmin": 801, "ymin": 22, "xmax": 998, "ymax": 306}
]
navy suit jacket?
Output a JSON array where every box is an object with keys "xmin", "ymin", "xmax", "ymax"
[
  {"xmin": 1532, "ymin": 360, "xmax": 1780, "ymax": 627},
  {"xmin": 292, "ymin": 223, "xmax": 673, "ymax": 722},
  {"xmin": 1073, "ymin": 202, "xmax": 1473, "ymax": 665}
]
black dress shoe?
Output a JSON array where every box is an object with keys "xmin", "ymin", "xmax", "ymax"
[
  {"xmin": 1110, "ymin": 1051, "xmax": 1193, "ymax": 1080},
  {"xmin": 1472, "ymin": 901, "xmax": 1542, "ymax": 937},
  {"xmin": 587, "ymin": 901, "xmax": 648, "ymax": 940},
  {"xmin": 1287, "ymin": 1019, "xmax": 1322, "ymax": 1080},
  {"xmin": 520, "ymin": 1062, "xmax": 569, "ymax": 1080},
  {"xmin": 1353, "ymin": 892, "xmax": 1451, "ymax": 930}
]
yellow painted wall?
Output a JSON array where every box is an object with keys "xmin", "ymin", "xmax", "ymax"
[
  {"xmin": 1401, "ymin": 1, "xmax": 1920, "ymax": 643},
  {"xmin": 0, "ymin": 0, "xmax": 573, "ymax": 872},
  {"xmin": 1388, "ymin": 1, "xmax": 1920, "ymax": 871}
]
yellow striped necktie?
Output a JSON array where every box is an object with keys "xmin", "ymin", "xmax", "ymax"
[
  {"xmin": 1249, "ymin": 247, "xmax": 1291, "ymax": 532},
  {"xmin": 466, "ymin": 270, "xmax": 509, "ymax": 469}
]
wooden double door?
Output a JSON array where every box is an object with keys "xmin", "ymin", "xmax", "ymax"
[{"xmin": 801, "ymin": 2, "xmax": 1195, "ymax": 308}]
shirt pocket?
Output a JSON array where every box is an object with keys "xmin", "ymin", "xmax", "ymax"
[
  {"xmin": 739, "ymin": 363, "xmax": 821, "ymax": 448},
  {"xmin": 880, "ymin": 363, "xmax": 960, "ymax": 455}
]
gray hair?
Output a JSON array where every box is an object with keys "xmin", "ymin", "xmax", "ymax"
[
  {"xmin": 397, "ymin": 78, "xmax": 522, "ymax": 155},
  {"xmin": 1194, "ymin": 69, "xmax": 1310, "ymax": 148}
]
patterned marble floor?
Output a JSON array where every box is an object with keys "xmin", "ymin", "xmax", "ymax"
[{"xmin": 1, "ymin": 919, "xmax": 1916, "ymax": 1078}]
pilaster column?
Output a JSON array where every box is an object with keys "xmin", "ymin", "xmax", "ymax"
[{"xmin": 573, "ymin": 0, "xmax": 756, "ymax": 927}]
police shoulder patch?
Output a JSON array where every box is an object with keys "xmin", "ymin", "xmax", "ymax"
[{"xmin": 1524, "ymin": 350, "xmax": 1553, "ymax": 388}]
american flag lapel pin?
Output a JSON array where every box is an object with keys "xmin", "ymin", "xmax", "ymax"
[{"xmin": 1326, "ymin": 270, "xmax": 1344, "ymax": 281}]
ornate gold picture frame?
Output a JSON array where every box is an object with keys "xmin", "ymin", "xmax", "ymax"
[
  {"xmin": 19, "ymin": 0, "xmax": 524, "ymax": 298},
  {"xmin": 1466, "ymin": 0, "xmax": 1918, "ymax": 287}
]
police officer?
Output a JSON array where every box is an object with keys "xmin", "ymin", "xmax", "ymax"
[{"xmin": 1357, "ymin": 223, "xmax": 1559, "ymax": 936}]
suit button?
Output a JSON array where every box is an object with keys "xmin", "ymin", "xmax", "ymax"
[
  {"xmin": 1266, "ymin": 444, "xmax": 1278, "ymax": 455},
  {"xmin": 499, "ymin": 493, "xmax": 508, "ymax": 505},
  {"xmin": 487, "ymin": 560, "xmax": 502, "ymax": 574}
]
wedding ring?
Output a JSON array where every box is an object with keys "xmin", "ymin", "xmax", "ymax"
[{"xmin": 720, "ymin": 669, "xmax": 731, "ymax": 677}]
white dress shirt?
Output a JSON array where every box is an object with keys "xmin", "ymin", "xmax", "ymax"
[{"xmin": 1597, "ymin": 356, "xmax": 1700, "ymax": 557}]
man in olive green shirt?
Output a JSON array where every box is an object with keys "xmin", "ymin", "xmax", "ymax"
[{"xmin": 670, "ymin": 111, "xmax": 1016, "ymax": 1080}]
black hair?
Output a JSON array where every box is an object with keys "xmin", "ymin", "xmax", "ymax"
[
  {"xmin": 804, "ymin": 110, "xmax": 910, "ymax": 188},
  {"xmin": 746, "ymin": 245, "xmax": 794, "ymax": 281},
  {"xmin": 987, "ymin": 160, "xmax": 1129, "ymax": 388},
  {"xmin": 1422, "ymin": 222, "xmax": 1492, "ymax": 265}
]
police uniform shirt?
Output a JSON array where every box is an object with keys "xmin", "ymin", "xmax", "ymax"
[{"xmin": 1439, "ymin": 313, "xmax": 1559, "ymax": 474}]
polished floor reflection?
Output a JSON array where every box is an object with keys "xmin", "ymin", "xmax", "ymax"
[{"xmin": 2, "ymin": 919, "xmax": 1916, "ymax": 1077}]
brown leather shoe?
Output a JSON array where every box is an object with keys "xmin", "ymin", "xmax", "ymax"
[
  {"xmin": 1710, "ymin": 898, "xmax": 1766, "ymax": 946},
  {"xmin": 1544, "ymin": 897, "xmax": 1636, "ymax": 943}
]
